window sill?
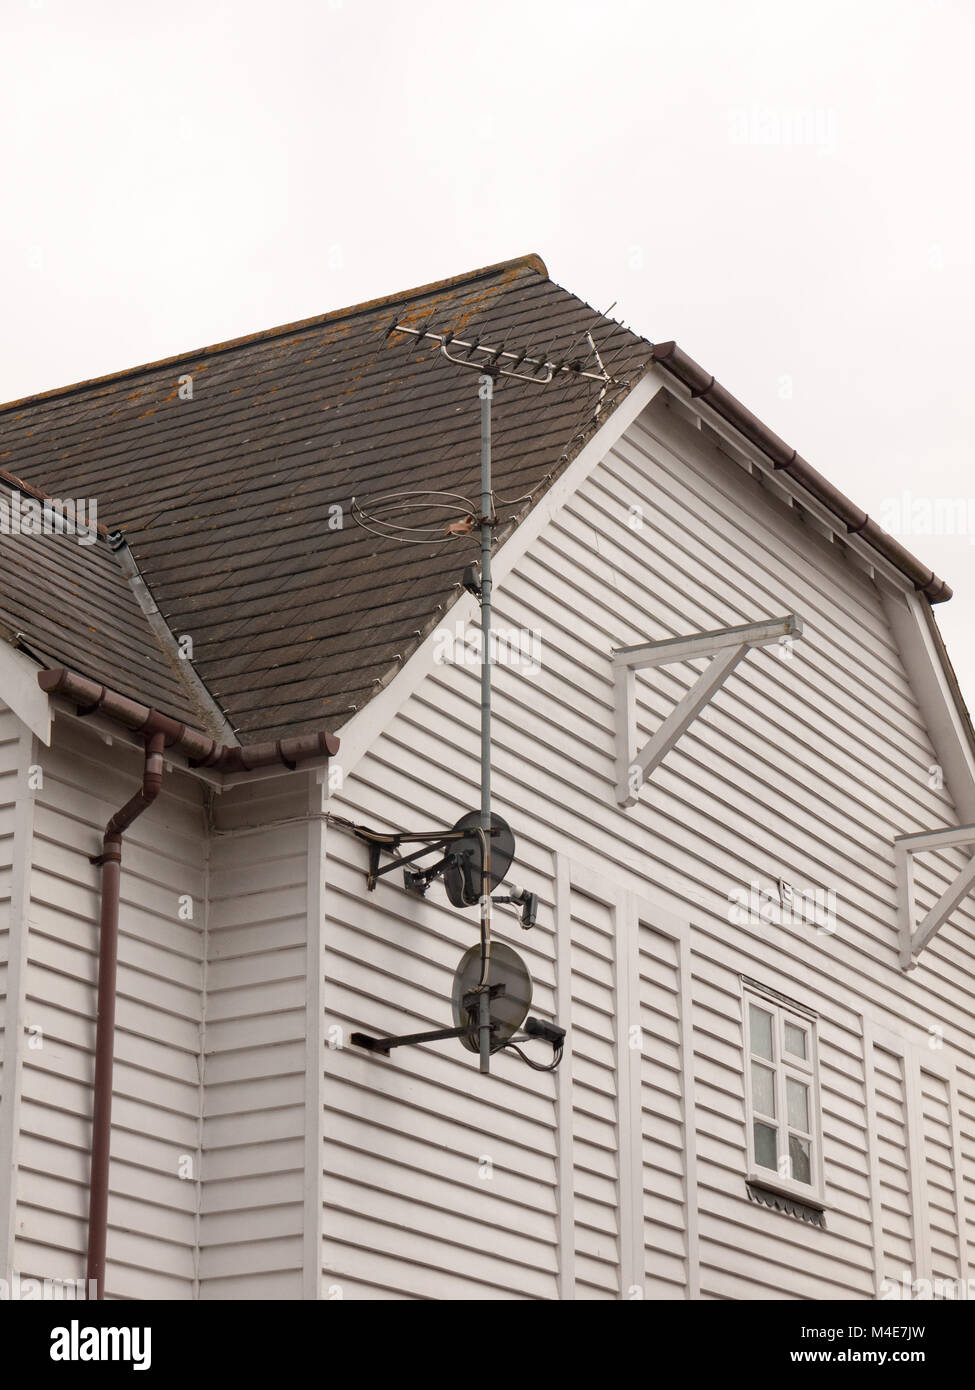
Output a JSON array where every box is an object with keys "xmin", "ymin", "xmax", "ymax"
[{"xmin": 746, "ymin": 1176, "xmax": 827, "ymax": 1227}]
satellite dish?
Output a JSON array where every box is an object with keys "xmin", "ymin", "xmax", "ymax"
[
  {"xmin": 451, "ymin": 941, "xmax": 533, "ymax": 1054},
  {"xmin": 443, "ymin": 811, "xmax": 515, "ymax": 907}
]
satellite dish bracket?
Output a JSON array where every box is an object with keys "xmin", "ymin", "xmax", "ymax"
[
  {"xmin": 350, "ymin": 984, "xmax": 506, "ymax": 1057},
  {"xmin": 355, "ymin": 825, "xmax": 492, "ymax": 892},
  {"xmin": 355, "ymin": 816, "xmax": 513, "ymax": 906}
]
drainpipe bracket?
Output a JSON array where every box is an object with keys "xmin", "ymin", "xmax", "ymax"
[{"xmin": 89, "ymin": 849, "xmax": 122, "ymax": 866}]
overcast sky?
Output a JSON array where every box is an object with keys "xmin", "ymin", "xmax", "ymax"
[{"xmin": 3, "ymin": 0, "xmax": 974, "ymax": 706}]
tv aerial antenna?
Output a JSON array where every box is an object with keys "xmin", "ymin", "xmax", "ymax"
[{"xmin": 350, "ymin": 321, "xmax": 622, "ymax": 1074}]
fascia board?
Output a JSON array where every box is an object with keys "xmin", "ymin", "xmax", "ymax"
[
  {"xmin": 0, "ymin": 643, "xmax": 51, "ymax": 744},
  {"xmin": 881, "ymin": 588, "xmax": 975, "ymax": 824}
]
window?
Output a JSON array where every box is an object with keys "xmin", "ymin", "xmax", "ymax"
[{"xmin": 743, "ymin": 985, "xmax": 823, "ymax": 1207}]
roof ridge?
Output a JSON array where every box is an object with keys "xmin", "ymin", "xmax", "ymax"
[
  {"xmin": 108, "ymin": 535, "xmax": 240, "ymax": 745},
  {"xmin": 0, "ymin": 253, "xmax": 549, "ymax": 417}
]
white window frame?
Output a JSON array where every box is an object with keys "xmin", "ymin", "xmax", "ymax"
[{"xmin": 742, "ymin": 983, "xmax": 826, "ymax": 1208}]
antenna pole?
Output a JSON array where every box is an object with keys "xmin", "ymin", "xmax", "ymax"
[
  {"xmin": 379, "ymin": 322, "xmax": 587, "ymax": 1077},
  {"xmin": 477, "ymin": 372, "xmax": 495, "ymax": 1076}
]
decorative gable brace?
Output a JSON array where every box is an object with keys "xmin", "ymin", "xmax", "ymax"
[
  {"xmin": 895, "ymin": 824, "xmax": 975, "ymax": 970},
  {"xmin": 613, "ymin": 615, "xmax": 803, "ymax": 807}
]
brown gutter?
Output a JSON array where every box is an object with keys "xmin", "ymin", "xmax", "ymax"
[
  {"xmin": 37, "ymin": 667, "xmax": 340, "ymax": 768},
  {"xmin": 37, "ymin": 666, "xmax": 340, "ymax": 1298},
  {"xmin": 650, "ymin": 342, "xmax": 953, "ymax": 604}
]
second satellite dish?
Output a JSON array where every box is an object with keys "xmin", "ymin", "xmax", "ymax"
[{"xmin": 451, "ymin": 941, "xmax": 532, "ymax": 1054}]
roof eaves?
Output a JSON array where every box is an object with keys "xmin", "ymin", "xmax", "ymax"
[
  {"xmin": 38, "ymin": 665, "xmax": 339, "ymax": 774},
  {"xmin": 651, "ymin": 341, "xmax": 952, "ymax": 604}
]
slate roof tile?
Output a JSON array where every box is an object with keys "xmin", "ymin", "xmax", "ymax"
[{"xmin": 1, "ymin": 256, "xmax": 649, "ymax": 742}]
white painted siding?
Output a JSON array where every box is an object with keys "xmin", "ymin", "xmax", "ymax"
[
  {"xmin": 199, "ymin": 777, "xmax": 311, "ymax": 1300},
  {"xmin": 322, "ymin": 782, "xmax": 560, "ymax": 1300},
  {"xmin": 872, "ymin": 1046, "xmax": 914, "ymax": 1283},
  {"xmin": 13, "ymin": 719, "xmax": 206, "ymax": 1299},
  {"xmin": 5, "ymin": 383, "xmax": 975, "ymax": 1300},
  {"xmin": 957, "ymin": 1068, "xmax": 975, "ymax": 1281},
  {"xmin": 638, "ymin": 922, "xmax": 691, "ymax": 1298},
  {"xmin": 569, "ymin": 885, "xmax": 620, "ymax": 1298},
  {"xmin": 0, "ymin": 701, "xmax": 32, "ymax": 1275},
  {"xmin": 0, "ymin": 703, "xmax": 22, "ymax": 1117},
  {"xmin": 322, "ymin": 390, "xmax": 975, "ymax": 1298},
  {"xmin": 920, "ymin": 1068, "xmax": 961, "ymax": 1285}
]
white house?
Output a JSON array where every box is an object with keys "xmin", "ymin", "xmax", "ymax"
[{"xmin": 1, "ymin": 254, "xmax": 973, "ymax": 1300}]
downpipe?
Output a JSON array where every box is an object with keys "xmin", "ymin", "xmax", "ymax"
[{"xmin": 86, "ymin": 728, "xmax": 166, "ymax": 1299}]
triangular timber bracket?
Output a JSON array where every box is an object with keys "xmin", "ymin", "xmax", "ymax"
[
  {"xmin": 613, "ymin": 615, "xmax": 804, "ymax": 808},
  {"xmin": 895, "ymin": 824, "xmax": 975, "ymax": 971}
]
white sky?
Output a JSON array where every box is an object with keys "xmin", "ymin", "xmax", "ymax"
[{"xmin": 3, "ymin": 0, "xmax": 974, "ymax": 705}]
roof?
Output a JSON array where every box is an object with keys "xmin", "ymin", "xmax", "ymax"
[
  {"xmin": 0, "ymin": 256, "xmax": 648, "ymax": 743},
  {"xmin": 0, "ymin": 254, "xmax": 956, "ymax": 746},
  {"xmin": 0, "ymin": 473, "xmax": 213, "ymax": 731}
]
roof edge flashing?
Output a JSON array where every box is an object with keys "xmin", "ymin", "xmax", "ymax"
[{"xmin": 108, "ymin": 534, "xmax": 238, "ymax": 746}]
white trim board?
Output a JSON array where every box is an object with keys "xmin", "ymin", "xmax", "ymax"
[
  {"xmin": 0, "ymin": 644, "xmax": 50, "ymax": 744},
  {"xmin": 882, "ymin": 588, "xmax": 975, "ymax": 824},
  {"xmin": 862, "ymin": 1017, "xmax": 967, "ymax": 1293},
  {"xmin": 562, "ymin": 856, "xmax": 700, "ymax": 1300},
  {"xmin": 304, "ymin": 771, "xmax": 328, "ymax": 1300},
  {"xmin": 0, "ymin": 728, "xmax": 38, "ymax": 1278}
]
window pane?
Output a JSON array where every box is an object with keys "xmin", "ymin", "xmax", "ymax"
[
  {"xmin": 789, "ymin": 1133, "xmax": 811, "ymax": 1184},
  {"xmin": 754, "ymin": 1121, "xmax": 777, "ymax": 1171},
  {"xmin": 752, "ymin": 1062, "xmax": 776, "ymax": 1117},
  {"xmin": 787, "ymin": 1077, "xmax": 809, "ymax": 1131},
  {"xmin": 784, "ymin": 1022, "xmax": 807, "ymax": 1059},
  {"xmin": 749, "ymin": 1004, "xmax": 773, "ymax": 1060}
]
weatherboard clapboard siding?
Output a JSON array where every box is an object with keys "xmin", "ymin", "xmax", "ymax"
[
  {"xmin": 320, "ymin": 793, "xmax": 560, "ymax": 1301},
  {"xmin": 0, "ymin": 700, "xmax": 33, "ymax": 1283},
  {"xmin": 319, "ymin": 391, "xmax": 975, "ymax": 1298},
  {"xmin": 0, "ymin": 704, "xmax": 24, "ymax": 1116},
  {"xmin": 199, "ymin": 777, "xmax": 310, "ymax": 1300},
  {"xmin": 957, "ymin": 1076, "xmax": 975, "ymax": 1277},
  {"xmin": 920, "ymin": 1069, "xmax": 961, "ymax": 1283},
  {"xmin": 12, "ymin": 719, "xmax": 205, "ymax": 1299},
  {"xmin": 1, "ymin": 383, "xmax": 974, "ymax": 1298},
  {"xmin": 638, "ymin": 923, "xmax": 690, "ymax": 1298},
  {"xmin": 568, "ymin": 884, "xmax": 620, "ymax": 1298},
  {"xmin": 873, "ymin": 1045, "xmax": 915, "ymax": 1283}
]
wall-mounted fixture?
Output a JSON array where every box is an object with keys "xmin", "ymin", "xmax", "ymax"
[{"xmin": 613, "ymin": 614, "xmax": 803, "ymax": 806}]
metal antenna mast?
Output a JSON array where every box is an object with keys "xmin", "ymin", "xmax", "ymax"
[
  {"xmin": 476, "ymin": 370, "xmax": 494, "ymax": 1074},
  {"xmin": 383, "ymin": 320, "xmax": 620, "ymax": 1074}
]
